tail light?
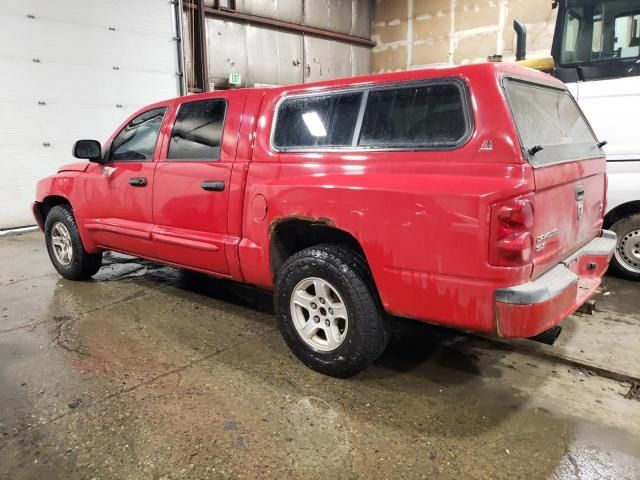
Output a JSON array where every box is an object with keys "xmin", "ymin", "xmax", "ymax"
[{"xmin": 489, "ymin": 194, "xmax": 534, "ymax": 267}]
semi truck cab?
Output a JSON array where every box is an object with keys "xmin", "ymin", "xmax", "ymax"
[{"xmin": 517, "ymin": 0, "xmax": 640, "ymax": 279}]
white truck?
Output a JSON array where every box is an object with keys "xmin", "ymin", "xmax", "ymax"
[{"xmin": 516, "ymin": 0, "xmax": 640, "ymax": 279}]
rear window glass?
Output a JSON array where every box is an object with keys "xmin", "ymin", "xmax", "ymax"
[
  {"xmin": 358, "ymin": 83, "xmax": 468, "ymax": 148},
  {"xmin": 273, "ymin": 92, "xmax": 362, "ymax": 149},
  {"xmin": 503, "ymin": 79, "xmax": 599, "ymax": 166},
  {"xmin": 168, "ymin": 98, "xmax": 227, "ymax": 161}
]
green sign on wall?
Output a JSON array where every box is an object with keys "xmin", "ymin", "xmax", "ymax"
[{"xmin": 229, "ymin": 72, "xmax": 242, "ymax": 86}]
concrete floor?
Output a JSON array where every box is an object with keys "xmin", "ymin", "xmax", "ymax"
[{"xmin": 1, "ymin": 231, "xmax": 639, "ymax": 480}]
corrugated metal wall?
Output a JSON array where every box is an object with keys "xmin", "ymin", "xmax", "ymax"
[{"xmin": 192, "ymin": 0, "xmax": 372, "ymax": 89}]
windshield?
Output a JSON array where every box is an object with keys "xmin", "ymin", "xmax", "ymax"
[
  {"xmin": 503, "ymin": 79, "xmax": 600, "ymax": 166},
  {"xmin": 559, "ymin": 0, "xmax": 640, "ymax": 65}
]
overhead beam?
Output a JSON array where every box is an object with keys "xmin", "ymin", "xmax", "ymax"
[{"xmin": 203, "ymin": 6, "xmax": 376, "ymax": 48}]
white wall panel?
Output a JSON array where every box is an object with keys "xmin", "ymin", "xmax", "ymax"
[
  {"xmin": 206, "ymin": 18, "xmax": 248, "ymax": 89},
  {"xmin": 304, "ymin": 0, "xmax": 353, "ymax": 35},
  {"xmin": 0, "ymin": 1, "xmax": 179, "ymax": 228},
  {"xmin": 0, "ymin": 16, "xmax": 175, "ymax": 73},
  {"xmin": 236, "ymin": 0, "xmax": 303, "ymax": 24},
  {"xmin": 352, "ymin": 45, "xmax": 372, "ymax": 76},
  {"xmin": 303, "ymin": 37, "xmax": 368, "ymax": 83},
  {"xmin": 246, "ymin": 26, "xmax": 303, "ymax": 86}
]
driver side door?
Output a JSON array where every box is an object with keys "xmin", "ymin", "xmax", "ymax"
[{"xmin": 80, "ymin": 104, "xmax": 170, "ymax": 258}]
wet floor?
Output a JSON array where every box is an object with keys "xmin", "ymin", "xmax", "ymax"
[{"xmin": 1, "ymin": 232, "xmax": 639, "ymax": 479}]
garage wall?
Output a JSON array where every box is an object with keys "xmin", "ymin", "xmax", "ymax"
[
  {"xmin": 186, "ymin": 0, "xmax": 373, "ymax": 89},
  {"xmin": 373, "ymin": 0, "xmax": 557, "ymax": 71},
  {"xmin": 0, "ymin": 0, "xmax": 180, "ymax": 229},
  {"xmin": 203, "ymin": 18, "xmax": 372, "ymax": 89}
]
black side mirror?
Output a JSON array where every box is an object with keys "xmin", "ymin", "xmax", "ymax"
[{"xmin": 72, "ymin": 139, "xmax": 103, "ymax": 162}]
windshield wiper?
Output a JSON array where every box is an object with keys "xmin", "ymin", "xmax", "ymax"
[
  {"xmin": 597, "ymin": 140, "xmax": 607, "ymax": 149},
  {"xmin": 528, "ymin": 145, "xmax": 544, "ymax": 155}
]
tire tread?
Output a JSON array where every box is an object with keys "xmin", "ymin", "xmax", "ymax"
[
  {"xmin": 275, "ymin": 244, "xmax": 389, "ymax": 378},
  {"xmin": 44, "ymin": 205, "xmax": 102, "ymax": 280}
]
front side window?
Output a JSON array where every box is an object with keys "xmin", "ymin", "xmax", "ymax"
[
  {"xmin": 168, "ymin": 98, "xmax": 227, "ymax": 161},
  {"xmin": 559, "ymin": 0, "xmax": 640, "ymax": 65},
  {"xmin": 109, "ymin": 107, "xmax": 166, "ymax": 161},
  {"xmin": 358, "ymin": 83, "xmax": 468, "ymax": 148},
  {"xmin": 504, "ymin": 79, "xmax": 599, "ymax": 166},
  {"xmin": 273, "ymin": 92, "xmax": 363, "ymax": 149}
]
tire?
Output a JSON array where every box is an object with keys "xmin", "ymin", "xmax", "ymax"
[
  {"xmin": 44, "ymin": 205, "xmax": 102, "ymax": 280},
  {"xmin": 274, "ymin": 244, "xmax": 389, "ymax": 378},
  {"xmin": 609, "ymin": 213, "xmax": 640, "ymax": 281}
]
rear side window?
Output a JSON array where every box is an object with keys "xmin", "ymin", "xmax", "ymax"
[
  {"xmin": 273, "ymin": 92, "xmax": 363, "ymax": 149},
  {"xmin": 358, "ymin": 83, "xmax": 468, "ymax": 148},
  {"xmin": 272, "ymin": 80, "xmax": 470, "ymax": 151},
  {"xmin": 168, "ymin": 98, "xmax": 227, "ymax": 161},
  {"xmin": 503, "ymin": 79, "xmax": 599, "ymax": 166},
  {"xmin": 109, "ymin": 107, "xmax": 167, "ymax": 161}
]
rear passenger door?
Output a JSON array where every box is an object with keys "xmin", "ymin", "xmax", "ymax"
[{"xmin": 152, "ymin": 92, "xmax": 246, "ymax": 275}]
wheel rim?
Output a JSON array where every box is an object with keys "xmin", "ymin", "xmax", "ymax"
[
  {"xmin": 50, "ymin": 222, "xmax": 73, "ymax": 266},
  {"xmin": 615, "ymin": 228, "xmax": 640, "ymax": 274},
  {"xmin": 289, "ymin": 277, "xmax": 349, "ymax": 352}
]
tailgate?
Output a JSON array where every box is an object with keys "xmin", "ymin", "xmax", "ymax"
[{"xmin": 503, "ymin": 78, "xmax": 606, "ymax": 278}]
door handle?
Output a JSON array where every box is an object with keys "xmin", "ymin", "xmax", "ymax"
[
  {"xmin": 575, "ymin": 184, "xmax": 585, "ymax": 201},
  {"xmin": 129, "ymin": 177, "xmax": 147, "ymax": 187},
  {"xmin": 201, "ymin": 180, "xmax": 225, "ymax": 192}
]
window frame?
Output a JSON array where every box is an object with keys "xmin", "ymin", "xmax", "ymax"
[
  {"xmin": 106, "ymin": 106, "xmax": 168, "ymax": 163},
  {"xmin": 166, "ymin": 97, "xmax": 229, "ymax": 162},
  {"xmin": 270, "ymin": 77, "xmax": 474, "ymax": 153}
]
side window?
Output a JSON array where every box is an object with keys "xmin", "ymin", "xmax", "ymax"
[
  {"xmin": 614, "ymin": 12, "xmax": 640, "ymax": 58},
  {"xmin": 109, "ymin": 107, "xmax": 167, "ymax": 161},
  {"xmin": 358, "ymin": 83, "xmax": 468, "ymax": 148},
  {"xmin": 168, "ymin": 98, "xmax": 227, "ymax": 161},
  {"xmin": 560, "ymin": 10, "xmax": 582, "ymax": 64},
  {"xmin": 273, "ymin": 92, "xmax": 363, "ymax": 149}
]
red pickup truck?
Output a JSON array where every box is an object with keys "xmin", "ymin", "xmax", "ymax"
[{"xmin": 34, "ymin": 63, "xmax": 615, "ymax": 377}]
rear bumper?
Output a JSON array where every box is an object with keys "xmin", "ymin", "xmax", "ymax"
[{"xmin": 495, "ymin": 230, "xmax": 616, "ymax": 338}]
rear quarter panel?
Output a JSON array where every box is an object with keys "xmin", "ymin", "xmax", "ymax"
[{"xmin": 240, "ymin": 66, "xmax": 537, "ymax": 333}]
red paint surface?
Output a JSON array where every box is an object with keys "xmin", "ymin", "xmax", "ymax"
[
  {"xmin": 34, "ymin": 63, "xmax": 612, "ymax": 337},
  {"xmin": 497, "ymin": 257, "xmax": 607, "ymax": 338}
]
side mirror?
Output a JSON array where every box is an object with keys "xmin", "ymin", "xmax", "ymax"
[{"xmin": 72, "ymin": 139, "xmax": 103, "ymax": 162}]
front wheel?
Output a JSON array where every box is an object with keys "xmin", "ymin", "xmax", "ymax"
[
  {"xmin": 274, "ymin": 244, "xmax": 389, "ymax": 378},
  {"xmin": 609, "ymin": 214, "xmax": 640, "ymax": 281},
  {"xmin": 44, "ymin": 205, "xmax": 103, "ymax": 280}
]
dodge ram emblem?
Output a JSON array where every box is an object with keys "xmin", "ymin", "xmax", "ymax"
[{"xmin": 577, "ymin": 201, "xmax": 584, "ymax": 220}]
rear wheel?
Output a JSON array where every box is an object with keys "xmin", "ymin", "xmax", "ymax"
[
  {"xmin": 44, "ymin": 205, "xmax": 102, "ymax": 280},
  {"xmin": 274, "ymin": 244, "xmax": 389, "ymax": 378},
  {"xmin": 610, "ymin": 213, "xmax": 640, "ymax": 281}
]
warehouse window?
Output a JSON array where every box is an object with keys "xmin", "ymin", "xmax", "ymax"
[
  {"xmin": 358, "ymin": 83, "xmax": 468, "ymax": 148},
  {"xmin": 273, "ymin": 92, "xmax": 363, "ymax": 150},
  {"xmin": 109, "ymin": 107, "xmax": 167, "ymax": 162},
  {"xmin": 168, "ymin": 98, "xmax": 227, "ymax": 161}
]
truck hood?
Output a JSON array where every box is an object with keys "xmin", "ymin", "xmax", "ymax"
[{"xmin": 58, "ymin": 162, "xmax": 90, "ymax": 173}]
